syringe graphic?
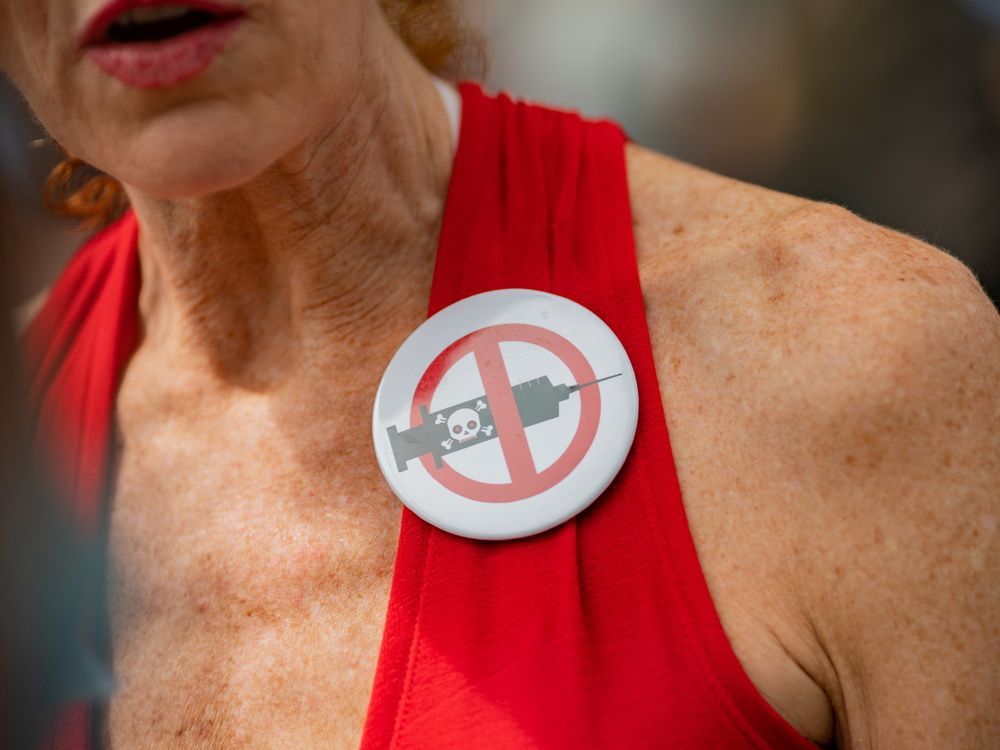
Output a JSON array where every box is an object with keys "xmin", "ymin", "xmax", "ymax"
[
  {"xmin": 512, "ymin": 374, "xmax": 622, "ymax": 428},
  {"xmin": 386, "ymin": 373, "xmax": 622, "ymax": 472}
]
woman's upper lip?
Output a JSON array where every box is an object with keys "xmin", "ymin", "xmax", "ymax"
[{"xmin": 78, "ymin": 0, "xmax": 246, "ymax": 48}]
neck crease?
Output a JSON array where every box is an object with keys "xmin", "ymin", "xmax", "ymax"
[{"xmin": 127, "ymin": 28, "xmax": 456, "ymax": 391}]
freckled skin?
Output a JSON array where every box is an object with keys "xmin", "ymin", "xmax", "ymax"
[
  {"xmin": 3, "ymin": 0, "xmax": 998, "ymax": 748},
  {"xmin": 629, "ymin": 146, "xmax": 1000, "ymax": 748}
]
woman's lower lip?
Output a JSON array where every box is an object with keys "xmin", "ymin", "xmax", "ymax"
[{"xmin": 84, "ymin": 16, "xmax": 243, "ymax": 89}]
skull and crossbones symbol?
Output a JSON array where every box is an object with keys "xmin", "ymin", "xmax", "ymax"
[{"xmin": 439, "ymin": 400, "xmax": 493, "ymax": 450}]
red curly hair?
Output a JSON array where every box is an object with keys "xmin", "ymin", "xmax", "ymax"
[{"xmin": 43, "ymin": 0, "xmax": 481, "ymax": 231}]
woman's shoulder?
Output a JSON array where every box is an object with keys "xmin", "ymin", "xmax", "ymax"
[
  {"xmin": 625, "ymin": 141, "xmax": 995, "ymax": 412},
  {"xmin": 626, "ymin": 142, "xmax": 999, "ymax": 745},
  {"xmin": 625, "ymin": 140, "xmax": 998, "ymax": 539}
]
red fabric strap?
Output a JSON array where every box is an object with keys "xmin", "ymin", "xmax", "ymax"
[{"xmin": 360, "ymin": 85, "xmax": 814, "ymax": 748}]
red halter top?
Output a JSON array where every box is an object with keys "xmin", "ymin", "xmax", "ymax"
[{"xmin": 25, "ymin": 83, "xmax": 815, "ymax": 749}]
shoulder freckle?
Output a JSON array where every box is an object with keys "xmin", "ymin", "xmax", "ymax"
[
  {"xmin": 767, "ymin": 202, "xmax": 982, "ymax": 295},
  {"xmin": 763, "ymin": 202, "xmax": 998, "ymax": 448},
  {"xmin": 629, "ymin": 150, "xmax": 997, "ymax": 414},
  {"xmin": 759, "ymin": 202, "xmax": 995, "ymax": 344}
]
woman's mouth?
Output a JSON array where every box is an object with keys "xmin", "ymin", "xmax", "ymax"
[{"xmin": 79, "ymin": 1, "xmax": 246, "ymax": 89}]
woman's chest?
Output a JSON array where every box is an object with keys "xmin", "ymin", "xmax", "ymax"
[
  {"xmin": 107, "ymin": 399, "xmax": 402, "ymax": 749},
  {"xmin": 106, "ymin": 348, "xmax": 827, "ymax": 748}
]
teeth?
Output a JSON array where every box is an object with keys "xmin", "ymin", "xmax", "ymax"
[{"xmin": 114, "ymin": 5, "xmax": 193, "ymax": 25}]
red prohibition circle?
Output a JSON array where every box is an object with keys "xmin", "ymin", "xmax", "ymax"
[{"xmin": 411, "ymin": 323, "xmax": 601, "ymax": 503}]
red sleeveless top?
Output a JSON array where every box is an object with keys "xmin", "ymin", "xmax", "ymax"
[{"xmin": 25, "ymin": 83, "xmax": 815, "ymax": 749}]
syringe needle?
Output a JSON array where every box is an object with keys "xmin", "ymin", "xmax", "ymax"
[{"xmin": 567, "ymin": 373, "xmax": 622, "ymax": 394}]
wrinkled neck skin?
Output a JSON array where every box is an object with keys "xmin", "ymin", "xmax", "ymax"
[{"xmin": 126, "ymin": 23, "xmax": 453, "ymax": 392}]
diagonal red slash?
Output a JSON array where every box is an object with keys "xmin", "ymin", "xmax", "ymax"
[{"xmin": 473, "ymin": 339, "xmax": 538, "ymax": 484}]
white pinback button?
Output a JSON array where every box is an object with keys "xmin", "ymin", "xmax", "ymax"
[{"xmin": 372, "ymin": 289, "xmax": 639, "ymax": 540}]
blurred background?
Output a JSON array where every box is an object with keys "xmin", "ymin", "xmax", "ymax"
[{"xmin": 2, "ymin": 0, "xmax": 999, "ymax": 304}]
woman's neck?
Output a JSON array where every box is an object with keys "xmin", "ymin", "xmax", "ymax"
[{"xmin": 126, "ymin": 29, "xmax": 455, "ymax": 390}]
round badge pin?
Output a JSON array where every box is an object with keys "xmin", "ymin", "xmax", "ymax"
[{"xmin": 372, "ymin": 289, "xmax": 639, "ymax": 540}]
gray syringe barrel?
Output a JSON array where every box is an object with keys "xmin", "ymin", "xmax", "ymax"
[{"xmin": 511, "ymin": 376, "xmax": 572, "ymax": 428}]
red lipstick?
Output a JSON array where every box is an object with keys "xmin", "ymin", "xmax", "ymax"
[{"xmin": 79, "ymin": 0, "xmax": 246, "ymax": 88}]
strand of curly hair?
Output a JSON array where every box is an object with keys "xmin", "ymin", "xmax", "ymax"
[{"xmin": 43, "ymin": 0, "xmax": 483, "ymax": 232}]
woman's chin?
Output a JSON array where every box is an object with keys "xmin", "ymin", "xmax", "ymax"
[
  {"xmin": 90, "ymin": 105, "xmax": 299, "ymax": 200},
  {"xmin": 121, "ymin": 162, "xmax": 263, "ymax": 200},
  {"xmin": 111, "ymin": 141, "xmax": 278, "ymax": 200}
]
